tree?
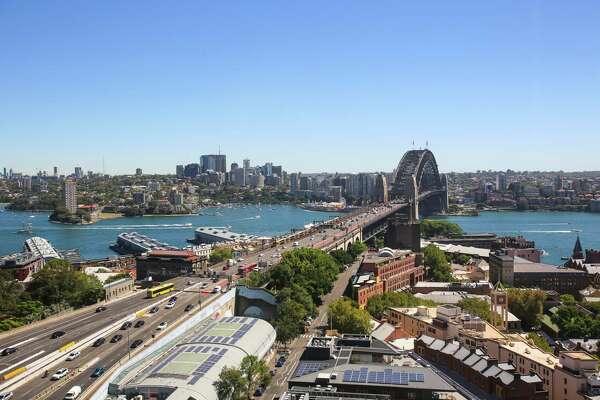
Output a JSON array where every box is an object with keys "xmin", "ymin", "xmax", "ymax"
[
  {"xmin": 240, "ymin": 355, "xmax": 271, "ymax": 399},
  {"xmin": 330, "ymin": 249, "xmax": 354, "ymax": 266},
  {"xmin": 214, "ymin": 366, "xmax": 247, "ymax": 400},
  {"xmin": 347, "ymin": 241, "xmax": 368, "ymax": 259},
  {"xmin": 421, "ymin": 219, "xmax": 463, "ymax": 238},
  {"xmin": 0, "ymin": 270, "xmax": 25, "ymax": 315},
  {"xmin": 366, "ymin": 292, "xmax": 435, "ymax": 320},
  {"xmin": 210, "ymin": 247, "xmax": 233, "ymax": 263},
  {"xmin": 560, "ymin": 294, "xmax": 576, "ymax": 305},
  {"xmin": 273, "ymin": 298, "xmax": 308, "ymax": 346},
  {"xmin": 28, "ymin": 259, "xmax": 104, "ymax": 308},
  {"xmin": 551, "ymin": 305, "xmax": 600, "ymax": 339},
  {"xmin": 271, "ymin": 248, "xmax": 340, "ymax": 303},
  {"xmin": 457, "ymin": 298, "xmax": 493, "ymax": 322},
  {"xmin": 328, "ymin": 298, "xmax": 371, "ymax": 334},
  {"xmin": 423, "ymin": 245, "xmax": 453, "ymax": 282},
  {"xmin": 507, "ymin": 288, "xmax": 545, "ymax": 330}
]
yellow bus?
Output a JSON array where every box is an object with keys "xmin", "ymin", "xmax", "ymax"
[{"xmin": 147, "ymin": 283, "xmax": 176, "ymax": 298}]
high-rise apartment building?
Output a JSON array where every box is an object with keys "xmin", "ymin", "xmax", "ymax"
[
  {"xmin": 176, "ymin": 165, "xmax": 184, "ymax": 178},
  {"xmin": 64, "ymin": 179, "xmax": 77, "ymax": 214},
  {"xmin": 53, "ymin": 166, "xmax": 58, "ymax": 177},
  {"xmin": 135, "ymin": 168, "xmax": 143, "ymax": 176},
  {"xmin": 200, "ymin": 154, "xmax": 226, "ymax": 173},
  {"xmin": 496, "ymin": 172, "xmax": 507, "ymax": 192},
  {"xmin": 290, "ymin": 173, "xmax": 300, "ymax": 192}
]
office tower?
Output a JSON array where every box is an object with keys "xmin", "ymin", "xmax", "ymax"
[
  {"xmin": 248, "ymin": 173, "xmax": 265, "ymax": 189},
  {"xmin": 230, "ymin": 163, "xmax": 239, "ymax": 171},
  {"xmin": 3, "ymin": 168, "xmax": 6, "ymax": 178},
  {"xmin": 200, "ymin": 154, "xmax": 226, "ymax": 173},
  {"xmin": 53, "ymin": 166, "xmax": 58, "ymax": 177},
  {"xmin": 263, "ymin": 163, "xmax": 273, "ymax": 177},
  {"xmin": 135, "ymin": 168, "xmax": 143, "ymax": 176},
  {"xmin": 64, "ymin": 179, "xmax": 77, "ymax": 214},
  {"xmin": 24, "ymin": 176, "xmax": 32, "ymax": 191},
  {"xmin": 243, "ymin": 159, "xmax": 250, "ymax": 170},
  {"xmin": 272, "ymin": 165, "xmax": 282, "ymax": 178},
  {"xmin": 230, "ymin": 167, "xmax": 246, "ymax": 187},
  {"xmin": 290, "ymin": 173, "xmax": 300, "ymax": 192},
  {"xmin": 74, "ymin": 167, "xmax": 83, "ymax": 179},
  {"xmin": 176, "ymin": 165, "xmax": 184, "ymax": 178},
  {"xmin": 184, "ymin": 163, "xmax": 200, "ymax": 178},
  {"xmin": 496, "ymin": 173, "xmax": 507, "ymax": 192}
]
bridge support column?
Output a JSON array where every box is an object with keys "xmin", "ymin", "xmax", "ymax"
[{"xmin": 384, "ymin": 216, "xmax": 421, "ymax": 253}]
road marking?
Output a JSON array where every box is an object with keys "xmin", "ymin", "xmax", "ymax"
[
  {"xmin": 80, "ymin": 356, "xmax": 100, "ymax": 372},
  {"xmin": 0, "ymin": 350, "xmax": 45, "ymax": 375},
  {"xmin": 0, "ymin": 336, "xmax": 38, "ymax": 353}
]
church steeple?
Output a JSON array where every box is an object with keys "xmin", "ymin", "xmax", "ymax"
[{"xmin": 572, "ymin": 235, "xmax": 584, "ymax": 260}]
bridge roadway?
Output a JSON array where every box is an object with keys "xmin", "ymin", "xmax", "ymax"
[{"xmin": 0, "ymin": 203, "xmax": 401, "ymax": 399}]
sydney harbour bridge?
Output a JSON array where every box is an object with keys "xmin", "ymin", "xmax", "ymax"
[{"xmin": 391, "ymin": 148, "xmax": 449, "ymax": 216}]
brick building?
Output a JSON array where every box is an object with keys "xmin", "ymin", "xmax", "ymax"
[
  {"xmin": 0, "ymin": 252, "xmax": 44, "ymax": 281},
  {"xmin": 351, "ymin": 248, "xmax": 423, "ymax": 308}
]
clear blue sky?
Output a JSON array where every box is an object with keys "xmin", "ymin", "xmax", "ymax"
[{"xmin": 1, "ymin": 1, "xmax": 599, "ymax": 175}]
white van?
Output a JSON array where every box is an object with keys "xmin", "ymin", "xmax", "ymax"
[{"xmin": 64, "ymin": 386, "xmax": 81, "ymax": 399}]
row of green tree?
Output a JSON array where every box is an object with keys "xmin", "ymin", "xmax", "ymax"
[
  {"xmin": 420, "ymin": 219, "xmax": 463, "ymax": 238},
  {"xmin": 266, "ymin": 242, "xmax": 367, "ymax": 344},
  {"xmin": 0, "ymin": 259, "xmax": 104, "ymax": 331}
]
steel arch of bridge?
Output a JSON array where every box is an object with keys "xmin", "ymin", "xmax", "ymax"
[{"xmin": 392, "ymin": 149, "xmax": 444, "ymax": 200}]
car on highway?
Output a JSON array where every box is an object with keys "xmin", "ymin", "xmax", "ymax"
[
  {"xmin": 156, "ymin": 322, "xmax": 168, "ymax": 330},
  {"xmin": 293, "ymin": 241, "xmax": 299, "ymax": 247},
  {"xmin": 130, "ymin": 339, "xmax": 143, "ymax": 349},
  {"xmin": 168, "ymin": 296, "xmax": 178, "ymax": 302},
  {"xmin": 212, "ymin": 286, "xmax": 221, "ymax": 294},
  {"xmin": 149, "ymin": 306, "xmax": 159, "ymax": 313},
  {"xmin": 1, "ymin": 347, "xmax": 16, "ymax": 356},
  {"xmin": 111, "ymin": 334, "xmax": 123, "ymax": 343},
  {"xmin": 275, "ymin": 357, "xmax": 286, "ymax": 367},
  {"xmin": 134, "ymin": 320, "xmax": 145, "ymax": 328},
  {"xmin": 51, "ymin": 368, "xmax": 69, "ymax": 380},
  {"xmin": 120, "ymin": 321, "xmax": 133, "ymax": 330},
  {"xmin": 0, "ymin": 392, "xmax": 13, "ymax": 400},
  {"xmin": 63, "ymin": 385, "xmax": 82, "ymax": 400},
  {"xmin": 187, "ymin": 280, "xmax": 193, "ymax": 285},
  {"xmin": 66, "ymin": 351, "xmax": 81, "ymax": 361},
  {"xmin": 90, "ymin": 367, "xmax": 106, "ymax": 378},
  {"xmin": 51, "ymin": 331, "xmax": 65, "ymax": 339},
  {"xmin": 165, "ymin": 302, "xmax": 175, "ymax": 309},
  {"xmin": 184, "ymin": 304, "xmax": 194, "ymax": 312},
  {"xmin": 201, "ymin": 282, "xmax": 208, "ymax": 288},
  {"xmin": 95, "ymin": 306, "xmax": 107, "ymax": 312},
  {"xmin": 92, "ymin": 337, "xmax": 106, "ymax": 347}
]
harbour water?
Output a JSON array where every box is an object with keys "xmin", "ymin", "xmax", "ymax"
[
  {"xmin": 439, "ymin": 211, "xmax": 600, "ymax": 265},
  {"xmin": 0, "ymin": 204, "xmax": 341, "ymax": 260}
]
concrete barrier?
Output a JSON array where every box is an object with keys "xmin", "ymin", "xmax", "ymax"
[{"xmin": 2, "ymin": 366, "xmax": 26, "ymax": 381}]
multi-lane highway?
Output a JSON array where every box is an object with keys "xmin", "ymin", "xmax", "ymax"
[{"xmin": 0, "ymin": 276, "xmax": 222, "ymax": 399}]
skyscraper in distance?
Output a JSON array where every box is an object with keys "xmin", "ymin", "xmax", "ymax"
[{"xmin": 64, "ymin": 179, "xmax": 77, "ymax": 214}]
